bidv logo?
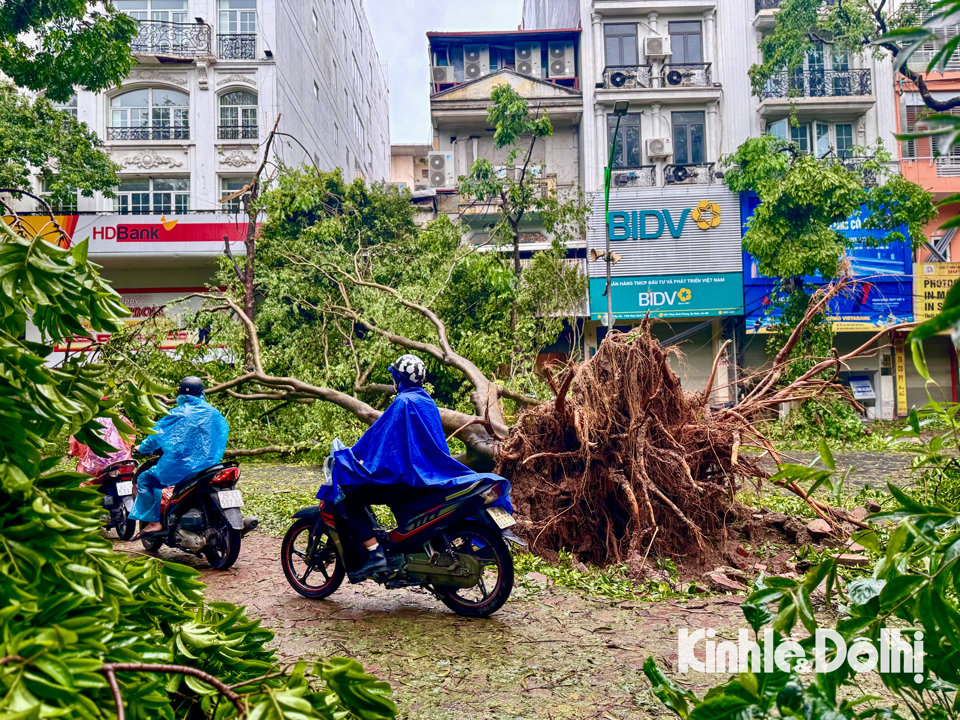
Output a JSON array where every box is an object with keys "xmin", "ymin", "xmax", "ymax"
[
  {"xmin": 639, "ymin": 286, "xmax": 692, "ymax": 308},
  {"xmin": 608, "ymin": 200, "xmax": 721, "ymax": 240}
]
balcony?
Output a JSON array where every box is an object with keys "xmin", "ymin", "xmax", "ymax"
[
  {"xmin": 106, "ymin": 125, "xmax": 190, "ymax": 141},
  {"xmin": 755, "ymin": 0, "xmax": 781, "ymax": 10},
  {"xmin": 838, "ymin": 157, "xmax": 879, "ymax": 186},
  {"xmin": 664, "ymin": 163, "xmax": 717, "ymax": 186},
  {"xmin": 219, "ymin": 34, "xmax": 257, "ymax": 60},
  {"xmin": 759, "ymin": 68, "xmax": 875, "ymax": 117},
  {"xmin": 603, "ymin": 66, "xmax": 653, "ymax": 90},
  {"xmin": 662, "ymin": 63, "xmax": 712, "ymax": 88},
  {"xmin": 217, "ymin": 124, "xmax": 258, "ymax": 140},
  {"xmin": 131, "ymin": 20, "xmax": 211, "ymax": 58},
  {"xmin": 611, "ymin": 167, "xmax": 657, "ymax": 188}
]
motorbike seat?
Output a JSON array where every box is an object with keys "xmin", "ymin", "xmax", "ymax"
[
  {"xmin": 172, "ymin": 462, "xmax": 236, "ymax": 493},
  {"xmin": 389, "ymin": 476, "xmax": 498, "ymax": 522}
]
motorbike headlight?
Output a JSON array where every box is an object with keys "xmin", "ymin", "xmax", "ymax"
[{"xmin": 321, "ymin": 457, "xmax": 334, "ymax": 487}]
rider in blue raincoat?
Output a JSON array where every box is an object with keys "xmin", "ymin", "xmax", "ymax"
[
  {"xmin": 326, "ymin": 354, "xmax": 509, "ymax": 577},
  {"xmin": 131, "ymin": 377, "xmax": 229, "ymax": 535}
]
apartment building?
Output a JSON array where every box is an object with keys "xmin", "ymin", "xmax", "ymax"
[
  {"xmin": 14, "ymin": 0, "xmax": 389, "ymax": 357},
  {"xmin": 523, "ymin": 0, "xmax": 904, "ymax": 408}
]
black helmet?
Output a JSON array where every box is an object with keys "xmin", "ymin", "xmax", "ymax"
[
  {"xmin": 179, "ymin": 376, "xmax": 205, "ymax": 397},
  {"xmin": 389, "ymin": 354, "xmax": 426, "ymax": 388}
]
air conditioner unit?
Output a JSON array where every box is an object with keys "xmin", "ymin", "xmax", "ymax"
[
  {"xmin": 547, "ymin": 41, "xmax": 575, "ymax": 78},
  {"xmin": 646, "ymin": 137, "xmax": 674, "ymax": 159},
  {"xmin": 643, "ymin": 35, "xmax": 672, "ymax": 60},
  {"xmin": 431, "ymin": 65, "xmax": 455, "ymax": 83},
  {"xmin": 463, "ymin": 44, "xmax": 490, "ymax": 81},
  {"xmin": 428, "ymin": 151, "xmax": 456, "ymax": 188},
  {"xmin": 515, "ymin": 41, "xmax": 541, "ymax": 77}
]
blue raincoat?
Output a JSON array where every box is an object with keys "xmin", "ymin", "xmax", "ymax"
[{"xmin": 317, "ymin": 386, "xmax": 512, "ymax": 513}]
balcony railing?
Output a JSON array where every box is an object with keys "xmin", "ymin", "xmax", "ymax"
[
  {"xmin": 665, "ymin": 163, "xmax": 716, "ymax": 185},
  {"xmin": 662, "ymin": 63, "xmax": 712, "ymax": 88},
  {"xmin": 837, "ymin": 156, "xmax": 879, "ymax": 185},
  {"xmin": 611, "ymin": 167, "xmax": 657, "ymax": 188},
  {"xmin": 762, "ymin": 68, "xmax": 873, "ymax": 99},
  {"xmin": 219, "ymin": 34, "xmax": 256, "ymax": 60},
  {"xmin": 603, "ymin": 65, "xmax": 653, "ymax": 90},
  {"xmin": 217, "ymin": 124, "xmax": 258, "ymax": 140},
  {"xmin": 106, "ymin": 125, "xmax": 190, "ymax": 141},
  {"xmin": 755, "ymin": 0, "xmax": 782, "ymax": 11},
  {"xmin": 936, "ymin": 156, "xmax": 960, "ymax": 177},
  {"xmin": 131, "ymin": 19, "xmax": 212, "ymax": 57}
]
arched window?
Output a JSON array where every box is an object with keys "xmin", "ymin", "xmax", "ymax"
[
  {"xmin": 108, "ymin": 88, "xmax": 190, "ymax": 140},
  {"xmin": 218, "ymin": 91, "xmax": 258, "ymax": 139}
]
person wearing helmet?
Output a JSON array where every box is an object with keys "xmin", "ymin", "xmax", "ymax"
[
  {"xmin": 130, "ymin": 376, "xmax": 229, "ymax": 536},
  {"xmin": 329, "ymin": 354, "xmax": 478, "ymax": 579}
]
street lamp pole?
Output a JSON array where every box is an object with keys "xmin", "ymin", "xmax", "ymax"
[{"xmin": 604, "ymin": 101, "xmax": 630, "ymax": 333}]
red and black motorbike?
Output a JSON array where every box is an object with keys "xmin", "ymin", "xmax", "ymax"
[
  {"xmin": 83, "ymin": 459, "xmax": 139, "ymax": 540},
  {"xmin": 133, "ymin": 451, "xmax": 258, "ymax": 569},
  {"xmin": 281, "ymin": 449, "xmax": 521, "ymax": 617}
]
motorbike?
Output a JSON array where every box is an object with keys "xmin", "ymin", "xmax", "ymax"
[
  {"xmin": 281, "ymin": 441, "xmax": 523, "ymax": 618},
  {"xmin": 133, "ymin": 450, "xmax": 259, "ymax": 570},
  {"xmin": 83, "ymin": 459, "xmax": 139, "ymax": 540}
]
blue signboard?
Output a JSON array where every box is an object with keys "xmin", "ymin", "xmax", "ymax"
[{"xmin": 740, "ymin": 194, "xmax": 914, "ymax": 332}]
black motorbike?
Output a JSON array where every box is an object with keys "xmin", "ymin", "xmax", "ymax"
[
  {"xmin": 85, "ymin": 459, "xmax": 139, "ymax": 540},
  {"xmin": 281, "ymin": 448, "xmax": 522, "ymax": 617},
  {"xmin": 133, "ymin": 450, "xmax": 258, "ymax": 569}
]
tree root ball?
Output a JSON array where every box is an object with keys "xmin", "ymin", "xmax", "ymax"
[{"xmin": 496, "ymin": 322, "xmax": 763, "ymax": 569}]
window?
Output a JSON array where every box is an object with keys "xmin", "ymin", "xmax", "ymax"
[
  {"xmin": 114, "ymin": 177, "xmax": 190, "ymax": 215},
  {"xmin": 604, "ymin": 23, "xmax": 638, "ymax": 67},
  {"xmin": 836, "ymin": 123, "xmax": 854, "ymax": 158},
  {"xmin": 312, "ymin": 9, "xmax": 319, "ymax": 31},
  {"xmin": 668, "ymin": 21, "xmax": 702, "ymax": 64},
  {"xmin": 334, "ymin": 122, "xmax": 339, "ymax": 146},
  {"xmin": 607, "ymin": 113, "xmax": 641, "ymax": 168},
  {"xmin": 354, "ymin": 107, "xmax": 365, "ymax": 148},
  {"xmin": 219, "ymin": 0, "xmax": 257, "ymax": 59},
  {"xmin": 353, "ymin": 7, "xmax": 361, "ymax": 42},
  {"xmin": 790, "ymin": 124, "xmax": 809, "ymax": 154},
  {"xmin": 332, "ymin": 58, "xmax": 338, "ymax": 91},
  {"xmin": 672, "ymin": 111, "xmax": 705, "ymax": 165},
  {"xmin": 52, "ymin": 94, "xmax": 78, "ymax": 120},
  {"xmin": 354, "ymin": 56, "xmax": 362, "ymax": 94},
  {"xmin": 116, "ymin": 0, "xmax": 187, "ymax": 22},
  {"xmin": 314, "ymin": 81, "xmax": 320, "ymax": 99},
  {"xmin": 767, "ymin": 119, "xmax": 857, "ymax": 158},
  {"xmin": 41, "ymin": 179, "xmax": 78, "ymax": 213},
  {"xmin": 109, "ymin": 88, "xmax": 190, "ymax": 140},
  {"xmin": 220, "ymin": 177, "xmax": 248, "ymax": 213},
  {"xmin": 218, "ymin": 90, "xmax": 257, "ymax": 139}
]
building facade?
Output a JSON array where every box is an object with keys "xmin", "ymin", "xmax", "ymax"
[{"xmin": 11, "ymin": 0, "xmax": 389, "ymax": 356}]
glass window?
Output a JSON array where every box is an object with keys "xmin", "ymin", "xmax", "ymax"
[
  {"xmin": 668, "ymin": 21, "xmax": 702, "ymax": 64},
  {"xmin": 790, "ymin": 124, "xmax": 809, "ymax": 154},
  {"xmin": 767, "ymin": 118, "xmax": 788, "ymax": 140},
  {"xmin": 114, "ymin": 177, "xmax": 189, "ymax": 215},
  {"xmin": 110, "ymin": 88, "xmax": 189, "ymax": 140},
  {"xmin": 52, "ymin": 94, "xmax": 78, "ymax": 119},
  {"xmin": 219, "ymin": 90, "xmax": 257, "ymax": 139},
  {"xmin": 354, "ymin": 107, "xmax": 365, "ymax": 148},
  {"xmin": 607, "ymin": 113, "xmax": 641, "ymax": 169},
  {"xmin": 41, "ymin": 179, "xmax": 78, "ymax": 213},
  {"xmin": 220, "ymin": 177, "xmax": 248, "ymax": 213},
  {"xmin": 816, "ymin": 122, "xmax": 830, "ymax": 156},
  {"xmin": 672, "ymin": 111, "xmax": 705, "ymax": 165},
  {"xmin": 116, "ymin": 0, "xmax": 187, "ymax": 22},
  {"xmin": 354, "ymin": 56, "xmax": 362, "ymax": 94},
  {"xmin": 219, "ymin": 0, "xmax": 256, "ymax": 59},
  {"xmin": 604, "ymin": 24, "xmax": 638, "ymax": 67},
  {"xmin": 836, "ymin": 123, "xmax": 854, "ymax": 157}
]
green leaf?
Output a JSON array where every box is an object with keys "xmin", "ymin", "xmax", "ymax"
[
  {"xmin": 688, "ymin": 694, "xmax": 755, "ymax": 720},
  {"xmin": 846, "ymin": 578, "xmax": 886, "ymax": 606},
  {"xmin": 818, "ymin": 438, "xmax": 835, "ymax": 471}
]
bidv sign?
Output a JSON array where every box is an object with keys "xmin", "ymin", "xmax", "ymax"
[{"xmin": 607, "ymin": 200, "xmax": 722, "ymax": 240}]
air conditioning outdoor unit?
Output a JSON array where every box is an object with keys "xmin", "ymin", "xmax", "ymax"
[
  {"xmin": 431, "ymin": 65, "xmax": 455, "ymax": 83},
  {"xmin": 463, "ymin": 44, "xmax": 490, "ymax": 81},
  {"xmin": 547, "ymin": 41, "xmax": 575, "ymax": 78},
  {"xmin": 515, "ymin": 41, "xmax": 541, "ymax": 77},
  {"xmin": 646, "ymin": 137, "xmax": 674, "ymax": 159},
  {"xmin": 428, "ymin": 151, "xmax": 456, "ymax": 188},
  {"xmin": 643, "ymin": 35, "xmax": 672, "ymax": 60}
]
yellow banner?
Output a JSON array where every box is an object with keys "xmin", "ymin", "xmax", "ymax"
[
  {"xmin": 893, "ymin": 333, "xmax": 908, "ymax": 417},
  {"xmin": 915, "ymin": 262, "xmax": 960, "ymax": 322}
]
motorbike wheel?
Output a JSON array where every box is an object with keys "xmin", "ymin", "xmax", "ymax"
[
  {"xmin": 117, "ymin": 507, "xmax": 137, "ymax": 541},
  {"xmin": 204, "ymin": 523, "xmax": 242, "ymax": 570},
  {"xmin": 281, "ymin": 517, "xmax": 344, "ymax": 599},
  {"xmin": 435, "ymin": 522, "xmax": 514, "ymax": 618},
  {"xmin": 139, "ymin": 521, "xmax": 163, "ymax": 552}
]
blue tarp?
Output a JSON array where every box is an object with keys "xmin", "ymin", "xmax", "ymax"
[
  {"xmin": 317, "ymin": 387, "xmax": 513, "ymax": 513},
  {"xmin": 139, "ymin": 395, "xmax": 230, "ymax": 484}
]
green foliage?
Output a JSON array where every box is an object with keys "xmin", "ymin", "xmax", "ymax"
[
  {"xmin": 0, "ymin": 0, "xmax": 137, "ymax": 102},
  {"xmin": 0, "ymin": 82, "xmax": 120, "ymax": 204},
  {"xmin": 773, "ymin": 399, "xmax": 869, "ymax": 448},
  {"xmin": 0, "ymin": 218, "xmax": 396, "ymax": 718}
]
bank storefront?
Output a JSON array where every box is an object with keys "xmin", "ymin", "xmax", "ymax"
[{"xmin": 585, "ymin": 186, "xmax": 744, "ymax": 400}]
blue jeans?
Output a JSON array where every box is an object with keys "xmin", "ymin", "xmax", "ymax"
[{"xmin": 130, "ymin": 467, "xmax": 179, "ymax": 523}]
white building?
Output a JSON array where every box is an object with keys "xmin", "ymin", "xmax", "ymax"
[
  {"xmin": 521, "ymin": 0, "xmax": 899, "ymax": 399},
  {"xmin": 17, "ymin": 0, "xmax": 389, "ymax": 314}
]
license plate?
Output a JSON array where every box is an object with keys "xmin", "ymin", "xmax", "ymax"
[
  {"xmin": 218, "ymin": 490, "xmax": 244, "ymax": 509},
  {"xmin": 115, "ymin": 481, "xmax": 133, "ymax": 497},
  {"xmin": 487, "ymin": 506, "xmax": 516, "ymax": 530}
]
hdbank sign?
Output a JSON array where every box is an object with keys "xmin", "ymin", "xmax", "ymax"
[{"xmin": 587, "ymin": 186, "xmax": 743, "ymax": 320}]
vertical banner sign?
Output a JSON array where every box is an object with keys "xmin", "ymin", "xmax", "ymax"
[{"xmin": 893, "ymin": 333, "xmax": 908, "ymax": 417}]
